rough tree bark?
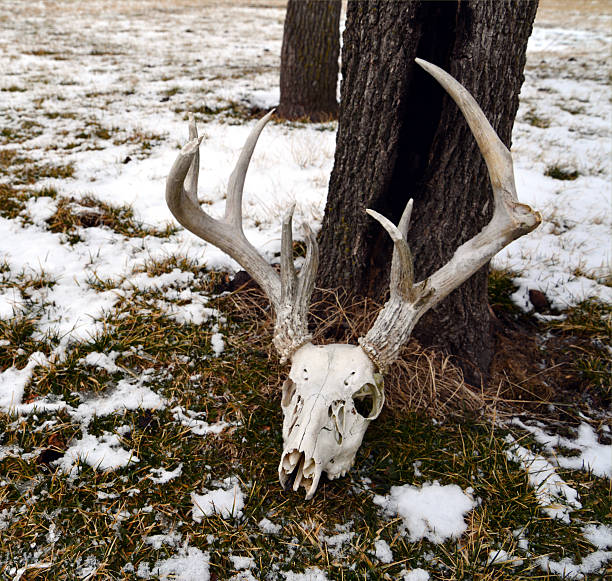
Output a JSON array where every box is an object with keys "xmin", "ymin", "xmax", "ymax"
[
  {"xmin": 277, "ymin": 0, "xmax": 342, "ymax": 121},
  {"xmin": 317, "ymin": 0, "xmax": 538, "ymax": 384}
]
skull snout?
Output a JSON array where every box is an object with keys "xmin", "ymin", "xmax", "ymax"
[
  {"xmin": 279, "ymin": 393, "xmax": 328, "ymax": 499},
  {"xmin": 279, "ymin": 395, "xmax": 353, "ymax": 499},
  {"xmin": 279, "ymin": 343, "xmax": 385, "ymax": 499}
]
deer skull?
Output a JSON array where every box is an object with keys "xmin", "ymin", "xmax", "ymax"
[
  {"xmin": 165, "ymin": 59, "xmax": 541, "ymax": 499},
  {"xmin": 279, "ymin": 343, "xmax": 384, "ymax": 499}
]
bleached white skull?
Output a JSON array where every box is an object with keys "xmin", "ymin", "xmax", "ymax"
[{"xmin": 279, "ymin": 342, "xmax": 385, "ymax": 499}]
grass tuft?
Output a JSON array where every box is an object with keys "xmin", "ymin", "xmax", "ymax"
[
  {"xmin": 46, "ymin": 195, "xmax": 177, "ymax": 243},
  {"xmin": 523, "ymin": 111, "xmax": 551, "ymax": 128},
  {"xmin": 488, "ymin": 269, "xmax": 522, "ymax": 318},
  {"xmin": 545, "ymin": 165, "xmax": 580, "ymax": 181},
  {"xmin": 544, "ymin": 299, "xmax": 612, "ymax": 405}
]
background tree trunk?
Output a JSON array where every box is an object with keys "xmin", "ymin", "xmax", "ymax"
[
  {"xmin": 317, "ymin": 0, "xmax": 538, "ymax": 384},
  {"xmin": 277, "ymin": 0, "xmax": 341, "ymax": 121}
]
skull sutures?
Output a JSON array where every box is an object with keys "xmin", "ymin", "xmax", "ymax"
[{"xmin": 279, "ymin": 343, "xmax": 384, "ymax": 499}]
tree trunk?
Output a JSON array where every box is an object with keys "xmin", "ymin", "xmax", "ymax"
[
  {"xmin": 277, "ymin": 0, "xmax": 342, "ymax": 122},
  {"xmin": 317, "ymin": 0, "xmax": 538, "ymax": 384}
]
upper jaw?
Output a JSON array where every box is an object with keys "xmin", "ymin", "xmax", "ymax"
[{"xmin": 278, "ymin": 449, "xmax": 323, "ymax": 500}]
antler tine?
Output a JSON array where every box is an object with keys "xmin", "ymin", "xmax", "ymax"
[
  {"xmin": 274, "ymin": 206, "xmax": 319, "ymax": 362},
  {"xmin": 415, "ymin": 59, "xmax": 517, "ymax": 212},
  {"xmin": 360, "ymin": 59, "xmax": 541, "ymax": 370},
  {"xmin": 297, "ymin": 222, "xmax": 319, "ymax": 316},
  {"xmin": 167, "ymin": 110, "xmax": 320, "ymax": 363},
  {"xmin": 184, "ymin": 114, "xmax": 199, "ymax": 203},
  {"xmin": 166, "ymin": 111, "xmax": 282, "ymax": 308},
  {"xmin": 280, "ymin": 204, "xmax": 298, "ymax": 305},
  {"xmin": 366, "ymin": 201, "xmax": 415, "ymax": 300},
  {"xmin": 413, "ymin": 59, "xmax": 541, "ymax": 293},
  {"xmin": 225, "ymin": 109, "xmax": 276, "ymax": 231}
]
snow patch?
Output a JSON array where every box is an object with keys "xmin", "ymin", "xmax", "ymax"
[
  {"xmin": 56, "ymin": 431, "xmax": 138, "ymax": 472},
  {"xmin": 374, "ymin": 481, "xmax": 476, "ymax": 544},
  {"xmin": 72, "ymin": 379, "xmax": 165, "ymax": 424},
  {"xmin": 536, "ymin": 551, "xmax": 612, "ymax": 580},
  {"xmin": 505, "ymin": 434, "xmax": 581, "ymax": 522},
  {"xmin": 400, "ymin": 569, "xmax": 430, "ymax": 581},
  {"xmin": 172, "ymin": 406, "xmax": 229, "ymax": 436},
  {"xmin": 258, "ymin": 517, "xmax": 281, "ymax": 534},
  {"xmin": 0, "ymin": 352, "xmax": 48, "ymax": 411},
  {"xmin": 510, "ymin": 419, "xmax": 611, "ymax": 479},
  {"xmin": 192, "ymin": 477, "xmax": 245, "ymax": 521},
  {"xmin": 283, "ymin": 568, "xmax": 329, "ymax": 581},
  {"xmin": 0, "ymin": 287, "xmax": 24, "ymax": 319},
  {"xmin": 229, "ymin": 555, "xmax": 254, "ymax": 570},
  {"xmin": 487, "ymin": 549, "xmax": 523, "ymax": 567},
  {"xmin": 373, "ymin": 539, "xmax": 393, "ymax": 563},
  {"xmin": 145, "ymin": 532, "xmax": 181, "ymax": 550},
  {"xmin": 148, "ymin": 464, "xmax": 183, "ymax": 485},
  {"xmin": 320, "ymin": 531, "xmax": 354, "ymax": 558},
  {"xmin": 136, "ymin": 546, "xmax": 210, "ymax": 581},
  {"xmin": 583, "ymin": 524, "xmax": 612, "ymax": 550},
  {"xmin": 79, "ymin": 351, "xmax": 121, "ymax": 373}
]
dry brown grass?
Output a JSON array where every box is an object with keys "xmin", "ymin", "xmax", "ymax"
[
  {"xmin": 223, "ymin": 275, "xmax": 611, "ymax": 426},
  {"xmin": 226, "ymin": 284, "xmax": 498, "ymax": 420}
]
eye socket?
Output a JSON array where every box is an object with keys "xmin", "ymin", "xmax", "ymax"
[
  {"xmin": 281, "ymin": 378, "xmax": 296, "ymax": 407},
  {"xmin": 352, "ymin": 383, "xmax": 383, "ymax": 419},
  {"xmin": 353, "ymin": 393, "xmax": 374, "ymax": 418}
]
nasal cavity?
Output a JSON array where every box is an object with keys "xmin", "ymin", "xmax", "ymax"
[{"xmin": 281, "ymin": 379, "xmax": 296, "ymax": 407}]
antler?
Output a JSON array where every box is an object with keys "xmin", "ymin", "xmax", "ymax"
[
  {"xmin": 166, "ymin": 111, "xmax": 318, "ymax": 362},
  {"xmin": 359, "ymin": 58, "xmax": 542, "ymax": 370}
]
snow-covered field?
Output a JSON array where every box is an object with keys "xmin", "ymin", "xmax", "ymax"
[{"xmin": 0, "ymin": 1, "xmax": 611, "ymax": 579}]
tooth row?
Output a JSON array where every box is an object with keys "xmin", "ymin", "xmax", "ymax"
[
  {"xmin": 282, "ymin": 450, "xmax": 301, "ymax": 471},
  {"xmin": 292, "ymin": 454, "xmax": 305, "ymax": 491}
]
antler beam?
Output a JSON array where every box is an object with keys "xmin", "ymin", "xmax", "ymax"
[
  {"xmin": 359, "ymin": 58, "xmax": 542, "ymax": 370},
  {"xmin": 166, "ymin": 111, "xmax": 317, "ymax": 362}
]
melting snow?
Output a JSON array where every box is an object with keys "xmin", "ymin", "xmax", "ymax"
[
  {"xmin": 373, "ymin": 481, "xmax": 476, "ymax": 544},
  {"xmin": 258, "ymin": 517, "xmax": 282, "ymax": 534},
  {"xmin": 172, "ymin": 406, "xmax": 229, "ymax": 436},
  {"xmin": 144, "ymin": 532, "xmax": 182, "ymax": 550},
  {"xmin": 148, "ymin": 464, "xmax": 183, "ymax": 485},
  {"xmin": 487, "ymin": 549, "xmax": 523, "ymax": 568},
  {"xmin": 56, "ymin": 431, "xmax": 139, "ymax": 472},
  {"xmin": 536, "ymin": 551, "xmax": 612, "ymax": 580},
  {"xmin": 192, "ymin": 477, "xmax": 245, "ymax": 521},
  {"xmin": 373, "ymin": 539, "xmax": 394, "ymax": 563},
  {"xmin": 0, "ymin": 352, "xmax": 47, "ymax": 411},
  {"xmin": 229, "ymin": 555, "xmax": 255, "ymax": 571},
  {"xmin": 400, "ymin": 569, "xmax": 430, "ymax": 581},
  {"xmin": 320, "ymin": 531, "xmax": 354, "ymax": 559},
  {"xmin": 71, "ymin": 379, "xmax": 165, "ymax": 424},
  {"xmin": 583, "ymin": 524, "xmax": 612, "ymax": 550},
  {"xmin": 505, "ymin": 434, "xmax": 582, "ymax": 522},
  {"xmin": 136, "ymin": 546, "xmax": 210, "ymax": 581},
  {"xmin": 511, "ymin": 419, "xmax": 612, "ymax": 479},
  {"xmin": 79, "ymin": 351, "xmax": 121, "ymax": 374}
]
